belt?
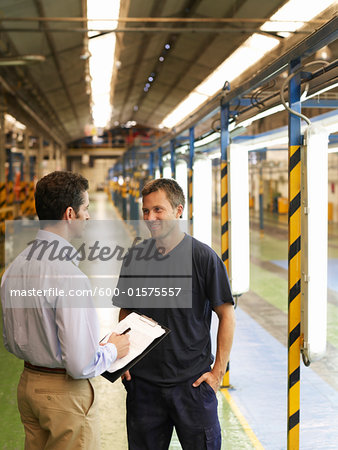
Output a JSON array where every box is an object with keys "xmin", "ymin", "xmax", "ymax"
[{"xmin": 24, "ymin": 361, "xmax": 67, "ymax": 375}]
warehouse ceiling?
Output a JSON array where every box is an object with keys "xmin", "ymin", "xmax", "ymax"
[{"xmin": 0, "ymin": 0, "xmax": 336, "ymax": 147}]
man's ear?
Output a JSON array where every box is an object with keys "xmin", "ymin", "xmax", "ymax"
[
  {"xmin": 63, "ymin": 206, "xmax": 74, "ymax": 221},
  {"xmin": 176, "ymin": 204, "xmax": 183, "ymax": 218}
]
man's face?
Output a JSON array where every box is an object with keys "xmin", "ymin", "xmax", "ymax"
[
  {"xmin": 71, "ymin": 191, "xmax": 90, "ymax": 238},
  {"xmin": 142, "ymin": 189, "xmax": 182, "ymax": 240}
]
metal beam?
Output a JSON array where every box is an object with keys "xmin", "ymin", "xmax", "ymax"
[
  {"xmin": 67, "ymin": 147, "xmax": 125, "ymax": 157},
  {"xmin": 302, "ymin": 99, "xmax": 338, "ymax": 108},
  {"xmin": 0, "ymin": 17, "xmax": 326, "ymax": 24},
  {"xmin": 0, "ymin": 27, "xmax": 311, "ymax": 35}
]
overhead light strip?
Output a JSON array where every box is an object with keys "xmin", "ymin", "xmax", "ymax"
[
  {"xmin": 159, "ymin": 0, "xmax": 336, "ymax": 130},
  {"xmin": 87, "ymin": 0, "xmax": 120, "ymax": 130}
]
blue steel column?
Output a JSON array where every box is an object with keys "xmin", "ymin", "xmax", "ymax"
[
  {"xmin": 220, "ymin": 100, "xmax": 230, "ymax": 387},
  {"xmin": 259, "ymin": 164, "xmax": 264, "ymax": 233},
  {"xmin": 170, "ymin": 140, "xmax": 176, "ymax": 179},
  {"xmin": 287, "ymin": 57, "xmax": 302, "ymax": 450},
  {"xmin": 30, "ymin": 156, "xmax": 35, "ymax": 180},
  {"xmin": 158, "ymin": 147, "xmax": 163, "ymax": 178},
  {"xmin": 130, "ymin": 150, "xmax": 135, "ymax": 220},
  {"xmin": 188, "ymin": 127, "xmax": 194, "ymax": 233},
  {"xmin": 149, "ymin": 152, "xmax": 154, "ymax": 179},
  {"xmin": 122, "ymin": 154, "xmax": 127, "ymax": 220}
]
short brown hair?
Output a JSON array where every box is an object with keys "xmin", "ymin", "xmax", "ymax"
[
  {"xmin": 142, "ymin": 178, "xmax": 185, "ymax": 210},
  {"xmin": 35, "ymin": 171, "xmax": 89, "ymax": 221}
]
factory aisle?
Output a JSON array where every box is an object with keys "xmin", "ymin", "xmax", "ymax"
[{"xmin": 1, "ymin": 193, "xmax": 337, "ymax": 449}]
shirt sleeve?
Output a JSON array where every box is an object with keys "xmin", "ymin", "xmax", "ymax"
[
  {"xmin": 55, "ymin": 276, "xmax": 118, "ymax": 379},
  {"xmin": 206, "ymin": 251, "xmax": 234, "ymax": 308},
  {"xmin": 1, "ymin": 277, "xmax": 10, "ymax": 352}
]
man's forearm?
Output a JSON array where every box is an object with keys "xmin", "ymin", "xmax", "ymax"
[{"xmin": 212, "ymin": 304, "xmax": 236, "ymax": 382}]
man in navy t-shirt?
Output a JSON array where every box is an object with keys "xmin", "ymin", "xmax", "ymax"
[{"xmin": 114, "ymin": 178, "xmax": 235, "ymax": 450}]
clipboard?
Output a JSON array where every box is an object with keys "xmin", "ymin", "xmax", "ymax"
[{"xmin": 101, "ymin": 312, "xmax": 170, "ymax": 383}]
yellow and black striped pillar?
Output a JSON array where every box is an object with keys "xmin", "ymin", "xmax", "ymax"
[
  {"xmin": 220, "ymin": 101, "xmax": 230, "ymax": 387},
  {"xmin": 0, "ymin": 182, "xmax": 6, "ymax": 236},
  {"xmin": 6, "ymin": 181, "xmax": 14, "ymax": 220},
  {"xmin": 28, "ymin": 181, "xmax": 36, "ymax": 216},
  {"xmin": 287, "ymin": 59, "xmax": 302, "ymax": 450},
  {"xmin": 221, "ymin": 159, "xmax": 230, "ymax": 387},
  {"xmin": 287, "ymin": 144, "xmax": 301, "ymax": 448},
  {"xmin": 188, "ymin": 168, "xmax": 193, "ymax": 226}
]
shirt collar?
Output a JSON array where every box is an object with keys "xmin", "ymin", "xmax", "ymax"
[{"xmin": 35, "ymin": 229, "xmax": 80, "ymax": 266}]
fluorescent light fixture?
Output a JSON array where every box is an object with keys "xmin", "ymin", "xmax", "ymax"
[
  {"xmin": 304, "ymin": 81, "xmax": 338, "ymax": 100},
  {"xmin": 261, "ymin": 0, "xmax": 336, "ymax": 38},
  {"xmin": 87, "ymin": 0, "xmax": 120, "ymax": 128},
  {"xmin": 311, "ymin": 110, "xmax": 338, "ymax": 134},
  {"xmin": 5, "ymin": 113, "xmax": 26, "ymax": 130},
  {"xmin": 176, "ymin": 144, "xmax": 189, "ymax": 154},
  {"xmin": 241, "ymin": 134, "xmax": 288, "ymax": 151},
  {"xmin": 210, "ymin": 151, "xmax": 221, "ymax": 160},
  {"xmin": 195, "ymin": 33, "xmax": 279, "ymax": 97},
  {"xmin": 0, "ymin": 55, "xmax": 45, "ymax": 66},
  {"xmin": 160, "ymin": 34, "xmax": 278, "ymax": 129},
  {"xmin": 193, "ymin": 157, "xmax": 212, "ymax": 246},
  {"xmin": 301, "ymin": 124, "xmax": 328, "ymax": 363},
  {"xmin": 195, "ymin": 132, "xmax": 220, "ymax": 148},
  {"xmin": 158, "ymin": 0, "xmax": 335, "ymax": 130},
  {"xmin": 236, "ymin": 104, "xmax": 286, "ymax": 129},
  {"xmin": 175, "ymin": 160, "xmax": 188, "ymax": 220},
  {"xmin": 160, "ymin": 92, "xmax": 208, "ymax": 129},
  {"xmin": 233, "ymin": 110, "xmax": 338, "ymax": 152},
  {"xmin": 228, "ymin": 144, "xmax": 250, "ymax": 295}
]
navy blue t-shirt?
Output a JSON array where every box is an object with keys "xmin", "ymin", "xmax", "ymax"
[{"xmin": 113, "ymin": 234, "xmax": 234, "ymax": 386}]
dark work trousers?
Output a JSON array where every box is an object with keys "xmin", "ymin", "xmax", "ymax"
[{"xmin": 122, "ymin": 375, "xmax": 221, "ymax": 450}]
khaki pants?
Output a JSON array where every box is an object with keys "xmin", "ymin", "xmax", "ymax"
[{"xmin": 17, "ymin": 368, "xmax": 100, "ymax": 450}]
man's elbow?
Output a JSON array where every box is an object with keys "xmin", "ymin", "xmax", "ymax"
[
  {"xmin": 63, "ymin": 359, "xmax": 88, "ymax": 379},
  {"xmin": 216, "ymin": 303, "xmax": 235, "ymax": 322}
]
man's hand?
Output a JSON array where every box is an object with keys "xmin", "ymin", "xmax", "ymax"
[
  {"xmin": 121, "ymin": 370, "xmax": 131, "ymax": 381},
  {"xmin": 192, "ymin": 371, "xmax": 221, "ymax": 394},
  {"xmin": 107, "ymin": 332, "xmax": 130, "ymax": 358}
]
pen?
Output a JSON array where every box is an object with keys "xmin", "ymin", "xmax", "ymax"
[{"xmin": 121, "ymin": 327, "xmax": 131, "ymax": 335}]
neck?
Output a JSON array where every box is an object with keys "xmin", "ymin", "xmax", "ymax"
[
  {"xmin": 42, "ymin": 222, "xmax": 70, "ymax": 242},
  {"xmin": 156, "ymin": 230, "xmax": 185, "ymax": 254}
]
